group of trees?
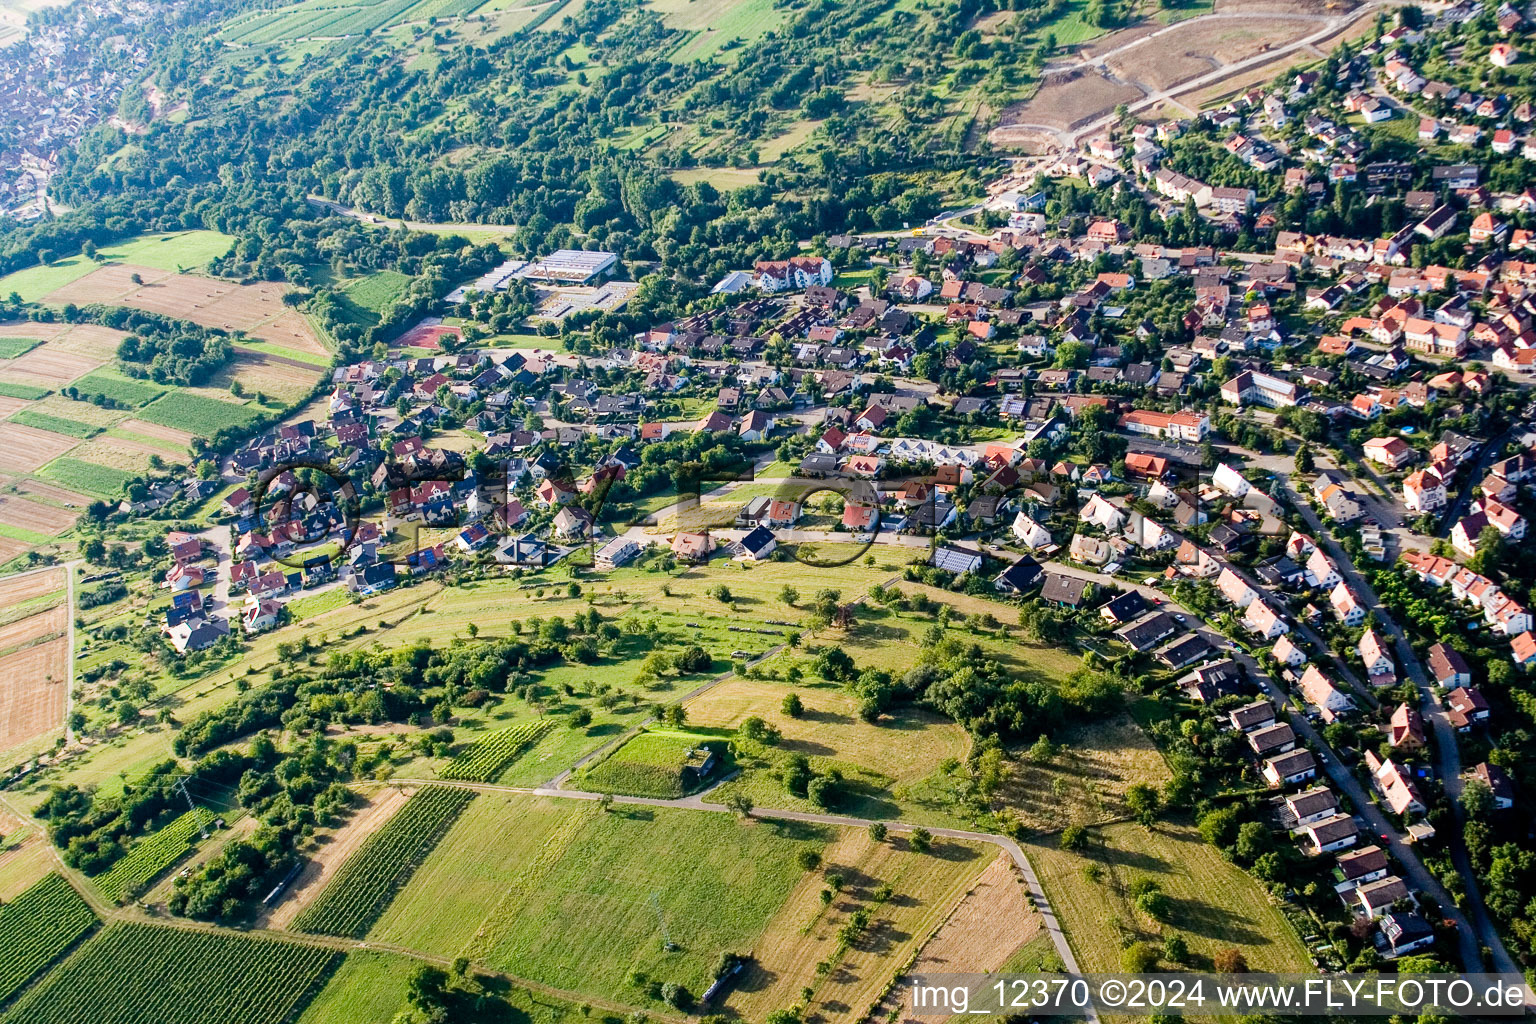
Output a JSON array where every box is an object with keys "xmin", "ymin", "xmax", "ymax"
[{"xmin": 107, "ymin": 309, "xmax": 233, "ymax": 386}]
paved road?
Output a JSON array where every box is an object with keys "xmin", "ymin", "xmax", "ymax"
[
  {"xmin": 1275, "ymin": 475, "xmax": 1529, "ymax": 987},
  {"xmin": 197, "ymin": 524, "xmax": 233, "ymax": 627}
]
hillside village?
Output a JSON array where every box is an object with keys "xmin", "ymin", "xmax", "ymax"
[{"xmin": 8, "ymin": 0, "xmax": 1536, "ymax": 1010}]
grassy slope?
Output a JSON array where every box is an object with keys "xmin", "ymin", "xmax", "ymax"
[
  {"xmin": 0, "ymin": 231, "xmax": 235, "ymax": 302},
  {"xmin": 369, "ymin": 791, "xmax": 827, "ymax": 1001}
]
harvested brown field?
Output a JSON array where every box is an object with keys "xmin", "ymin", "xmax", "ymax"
[
  {"xmin": 0, "ymin": 633, "xmax": 68, "ymax": 751},
  {"xmin": 42, "ymin": 263, "xmax": 172, "ymax": 305},
  {"xmin": 1215, "ymin": 0, "xmax": 1354, "ymax": 11},
  {"xmin": 116, "ymin": 418, "xmax": 195, "ymax": 448},
  {"xmin": 262, "ymin": 785, "xmax": 414, "ymax": 930},
  {"xmin": 16, "ymin": 480, "xmax": 90, "ymax": 507},
  {"xmin": 1078, "ymin": 20, "xmax": 1163, "ymax": 57},
  {"xmin": 250, "ymin": 310, "xmax": 329, "ymax": 357},
  {"xmin": 222, "ymin": 353, "xmax": 324, "ymax": 404},
  {"xmin": 117, "ymin": 273, "xmax": 241, "ymax": 320},
  {"xmin": 0, "ymin": 567, "xmax": 65, "ymax": 605},
  {"xmin": 0, "ymin": 495, "xmax": 76, "ymax": 535},
  {"xmin": 1109, "ymin": 48, "xmax": 1217, "ymax": 92},
  {"xmin": 999, "ymin": 68, "xmax": 1142, "ymax": 130},
  {"xmin": 69, "ymin": 435, "xmax": 165, "ymax": 472},
  {"xmin": 43, "ymin": 268, "xmax": 325, "ymax": 358},
  {"xmin": 0, "ymin": 538, "xmax": 25, "ymax": 564},
  {"xmin": 724, "ymin": 829, "xmax": 989, "ymax": 1023},
  {"xmin": 0, "ymin": 321, "xmax": 65, "ymax": 341},
  {"xmin": 875, "ymin": 855, "xmax": 1043, "ymax": 1024},
  {"xmin": 0, "ymin": 603, "xmax": 66, "ymax": 653},
  {"xmin": 43, "ymin": 323, "xmax": 130, "ymax": 360},
  {"xmin": 0, "ymin": 423, "xmax": 80, "ymax": 472},
  {"xmin": 0, "ymin": 396, "xmax": 28, "ymax": 418},
  {"xmin": 1108, "ymin": 18, "xmax": 1315, "ymax": 92},
  {"xmin": 1, "ymin": 342, "xmax": 104, "ymax": 387}
]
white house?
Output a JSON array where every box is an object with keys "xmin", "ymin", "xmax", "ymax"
[
  {"xmin": 1011, "ymin": 512, "xmax": 1053, "ymax": 549},
  {"xmin": 1212, "ymin": 462, "xmax": 1251, "ymax": 498}
]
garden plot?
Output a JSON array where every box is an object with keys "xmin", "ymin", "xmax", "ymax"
[{"xmin": 0, "ymin": 424, "xmax": 79, "ymax": 473}]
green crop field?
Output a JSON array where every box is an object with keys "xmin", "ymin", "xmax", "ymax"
[
  {"xmin": 0, "ymin": 381, "xmax": 48, "ymax": 400},
  {"xmin": 8, "ymin": 410, "xmax": 99, "ymax": 439},
  {"xmin": 650, "ymin": 0, "xmax": 787, "ymax": 63},
  {"xmin": 0, "ymin": 231, "xmax": 236, "ymax": 302},
  {"xmin": 296, "ymin": 951, "xmax": 417, "ymax": 1024},
  {"xmin": 2, "ymin": 923, "xmax": 339, "ymax": 1024},
  {"xmin": 68, "ymin": 371, "xmax": 168, "ymax": 408},
  {"xmin": 368, "ymin": 791, "xmax": 828, "ymax": 1003},
  {"xmin": 91, "ymin": 808, "xmax": 216, "ymax": 903},
  {"xmin": 294, "ymin": 785, "xmax": 475, "ymax": 938},
  {"xmin": 0, "ymin": 337, "xmax": 41, "ymax": 359},
  {"xmin": 439, "ymin": 719, "xmax": 552, "ymax": 781},
  {"xmin": 0, "ymin": 874, "xmax": 96, "ymax": 1005},
  {"xmin": 39, "ymin": 458, "xmax": 134, "ymax": 497},
  {"xmin": 218, "ymin": 0, "xmax": 483, "ymax": 45},
  {"xmin": 575, "ymin": 728, "xmax": 722, "ymax": 798},
  {"xmin": 137, "ymin": 393, "xmax": 260, "ymax": 435}
]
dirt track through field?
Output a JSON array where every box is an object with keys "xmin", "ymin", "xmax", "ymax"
[{"xmin": 262, "ymin": 785, "xmax": 415, "ymax": 930}]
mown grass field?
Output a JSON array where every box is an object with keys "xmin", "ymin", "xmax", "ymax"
[
  {"xmin": 694, "ymin": 676, "xmax": 973, "ymax": 824},
  {"xmin": 1024, "ymin": 820, "xmax": 1311, "ymax": 974},
  {"xmin": 726, "ymin": 828, "xmax": 990, "ymax": 1021},
  {"xmin": 297, "ymin": 951, "xmax": 416, "ymax": 1024},
  {"xmin": 335, "ymin": 269, "xmax": 412, "ymax": 327},
  {"xmin": 369, "ymin": 791, "xmax": 829, "ymax": 1003},
  {"xmin": 0, "ymin": 231, "xmax": 235, "ymax": 303}
]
